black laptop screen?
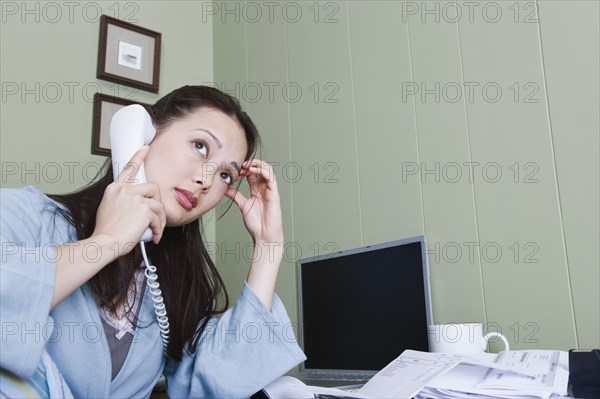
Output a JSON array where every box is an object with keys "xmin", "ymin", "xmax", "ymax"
[{"xmin": 299, "ymin": 239, "xmax": 430, "ymax": 371}]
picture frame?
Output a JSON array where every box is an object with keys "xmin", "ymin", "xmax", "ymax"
[
  {"xmin": 97, "ymin": 15, "xmax": 161, "ymax": 93},
  {"xmin": 92, "ymin": 93, "xmax": 150, "ymax": 156}
]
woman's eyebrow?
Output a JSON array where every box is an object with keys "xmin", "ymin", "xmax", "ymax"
[{"xmin": 194, "ymin": 128, "xmax": 222, "ymax": 149}]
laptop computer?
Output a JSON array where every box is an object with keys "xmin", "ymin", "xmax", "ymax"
[{"xmin": 292, "ymin": 235, "xmax": 433, "ymax": 388}]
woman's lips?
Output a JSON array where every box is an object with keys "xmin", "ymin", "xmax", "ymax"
[{"xmin": 174, "ymin": 188, "xmax": 198, "ymax": 211}]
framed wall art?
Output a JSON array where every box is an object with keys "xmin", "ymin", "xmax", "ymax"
[
  {"xmin": 92, "ymin": 93, "xmax": 150, "ymax": 156},
  {"xmin": 97, "ymin": 15, "xmax": 161, "ymax": 93}
]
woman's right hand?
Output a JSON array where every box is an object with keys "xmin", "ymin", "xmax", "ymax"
[{"xmin": 93, "ymin": 146, "xmax": 166, "ymax": 257}]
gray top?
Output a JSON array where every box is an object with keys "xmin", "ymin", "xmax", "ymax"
[{"xmin": 99, "ymin": 269, "xmax": 146, "ymax": 380}]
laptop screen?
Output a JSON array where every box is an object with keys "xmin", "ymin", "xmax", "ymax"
[{"xmin": 297, "ymin": 236, "xmax": 432, "ymax": 372}]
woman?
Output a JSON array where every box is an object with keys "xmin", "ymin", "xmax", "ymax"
[{"xmin": 0, "ymin": 85, "xmax": 306, "ymax": 398}]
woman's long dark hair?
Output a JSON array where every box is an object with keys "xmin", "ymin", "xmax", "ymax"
[{"xmin": 49, "ymin": 86, "xmax": 260, "ymax": 360}]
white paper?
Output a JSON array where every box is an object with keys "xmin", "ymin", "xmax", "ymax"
[
  {"xmin": 357, "ymin": 350, "xmax": 464, "ymax": 398},
  {"xmin": 263, "ymin": 350, "xmax": 569, "ymax": 399},
  {"xmin": 424, "ymin": 363, "xmax": 555, "ymax": 399},
  {"xmin": 423, "ymin": 350, "xmax": 569, "ymax": 398},
  {"xmin": 460, "ymin": 353, "xmax": 543, "ymax": 378},
  {"xmin": 262, "ymin": 376, "xmax": 370, "ymax": 399},
  {"xmin": 477, "ymin": 351, "xmax": 569, "ymax": 395}
]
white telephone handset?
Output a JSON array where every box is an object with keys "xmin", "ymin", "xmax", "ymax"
[
  {"xmin": 109, "ymin": 104, "xmax": 156, "ymax": 242},
  {"xmin": 109, "ymin": 104, "xmax": 169, "ymax": 356}
]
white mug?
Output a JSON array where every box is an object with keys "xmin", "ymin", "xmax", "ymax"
[{"xmin": 428, "ymin": 323, "xmax": 510, "ymax": 354}]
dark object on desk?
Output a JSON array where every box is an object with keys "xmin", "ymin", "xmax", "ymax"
[
  {"xmin": 569, "ymin": 349, "xmax": 600, "ymax": 399},
  {"xmin": 251, "ymin": 390, "xmax": 270, "ymax": 399},
  {"xmin": 251, "ymin": 391, "xmax": 345, "ymax": 399}
]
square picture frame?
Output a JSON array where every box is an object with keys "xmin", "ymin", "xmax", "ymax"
[
  {"xmin": 92, "ymin": 93, "xmax": 150, "ymax": 156},
  {"xmin": 97, "ymin": 15, "xmax": 161, "ymax": 93}
]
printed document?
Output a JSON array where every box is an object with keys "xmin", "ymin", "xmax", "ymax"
[{"xmin": 262, "ymin": 350, "xmax": 569, "ymax": 399}]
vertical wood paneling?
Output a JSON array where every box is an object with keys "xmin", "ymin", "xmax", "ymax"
[
  {"xmin": 406, "ymin": 1, "xmax": 487, "ymax": 325},
  {"xmin": 459, "ymin": 0, "xmax": 577, "ymax": 349},
  {"xmin": 286, "ymin": 1, "xmax": 362, "ymax": 256},
  {"xmin": 213, "ymin": 7, "xmax": 251, "ymax": 297},
  {"xmin": 245, "ymin": 13, "xmax": 298, "ymax": 320},
  {"xmin": 538, "ymin": 0, "xmax": 600, "ymax": 348},
  {"xmin": 213, "ymin": 1, "xmax": 597, "ymax": 349},
  {"xmin": 347, "ymin": 1, "xmax": 424, "ymax": 246}
]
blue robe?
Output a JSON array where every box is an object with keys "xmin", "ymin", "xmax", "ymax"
[{"xmin": 0, "ymin": 186, "xmax": 306, "ymax": 398}]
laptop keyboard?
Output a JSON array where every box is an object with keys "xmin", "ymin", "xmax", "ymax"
[{"xmin": 302, "ymin": 371, "xmax": 372, "ymax": 381}]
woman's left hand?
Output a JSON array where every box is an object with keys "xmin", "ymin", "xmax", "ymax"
[
  {"xmin": 226, "ymin": 160, "xmax": 284, "ymax": 310},
  {"xmin": 225, "ymin": 159, "xmax": 283, "ymax": 245}
]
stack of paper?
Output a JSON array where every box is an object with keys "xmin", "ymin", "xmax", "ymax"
[
  {"xmin": 414, "ymin": 350, "xmax": 569, "ymax": 399},
  {"xmin": 262, "ymin": 350, "xmax": 569, "ymax": 399}
]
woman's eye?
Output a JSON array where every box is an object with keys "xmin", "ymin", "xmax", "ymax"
[
  {"xmin": 220, "ymin": 172, "xmax": 232, "ymax": 186},
  {"xmin": 194, "ymin": 141, "xmax": 208, "ymax": 156}
]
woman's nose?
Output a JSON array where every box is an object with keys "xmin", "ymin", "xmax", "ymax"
[
  {"xmin": 195, "ymin": 173, "xmax": 214, "ymax": 190},
  {"xmin": 196, "ymin": 176, "xmax": 211, "ymax": 188},
  {"xmin": 196, "ymin": 163, "xmax": 218, "ymax": 189}
]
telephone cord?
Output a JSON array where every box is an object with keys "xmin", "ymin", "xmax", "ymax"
[{"xmin": 140, "ymin": 241, "xmax": 170, "ymax": 356}]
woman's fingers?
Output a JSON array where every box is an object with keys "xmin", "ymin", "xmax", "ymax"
[
  {"xmin": 143, "ymin": 196, "xmax": 167, "ymax": 244},
  {"xmin": 131, "ymin": 184, "xmax": 166, "ymax": 244},
  {"xmin": 108, "ymin": 146, "xmax": 167, "ymax": 245},
  {"xmin": 241, "ymin": 160, "xmax": 279, "ymax": 195},
  {"xmin": 242, "ymin": 160, "xmax": 274, "ymax": 178},
  {"xmin": 94, "ymin": 179, "xmax": 166, "ymax": 253},
  {"xmin": 117, "ymin": 145, "xmax": 149, "ymax": 184},
  {"xmin": 226, "ymin": 159, "xmax": 284, "ymax": 244},
  {"xmin": 229, "ymin": 159, "xmax": 281, "ymax": 207}
]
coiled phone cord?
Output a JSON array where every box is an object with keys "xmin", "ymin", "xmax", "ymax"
[{"xmin": 140, "ymin": 241, "xmax": 170, "ymax": 357}]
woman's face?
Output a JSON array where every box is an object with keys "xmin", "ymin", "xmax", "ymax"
[{"xmin": 144, "ymin": 107, "xmax": 248, "ymax": 227}]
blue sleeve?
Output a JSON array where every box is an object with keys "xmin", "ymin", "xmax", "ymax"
[
  {"xmin": 0, "ymin": 187, "xmax": 60, "ymax": 378},
  {"xmin": 165, "ymin": 282, "xmax": 306, "ymax": 398}
]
